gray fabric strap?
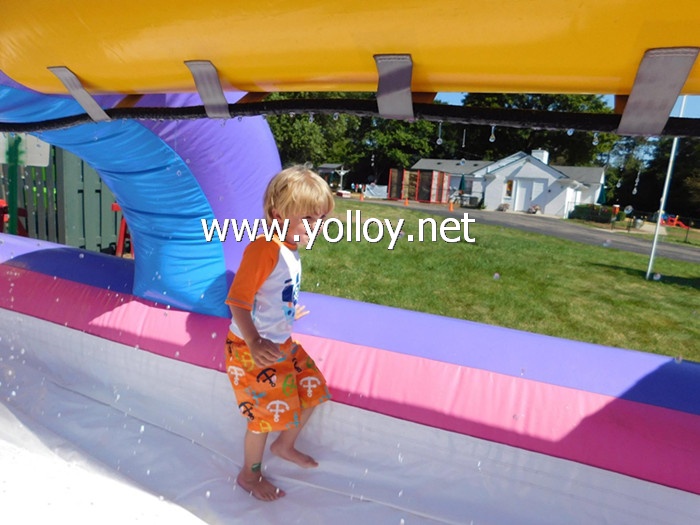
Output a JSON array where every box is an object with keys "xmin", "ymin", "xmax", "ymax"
[
  {"xmin": 374, "ymin": 54, "xmax": 414, "ymax": 121},
  {"xmin": 185, "ymin": 60, "xmax": 231, "ymax": 119},
  {"xmin": 617, "ymin": 47, "xmax": 699, "ymax": 136},
  {"xmin": 47, "ymin": 66, "xmax": 110, "ymax": 122}
]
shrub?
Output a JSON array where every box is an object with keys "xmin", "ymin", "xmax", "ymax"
[{"xmin": 568, "ymin": 204, "xmax": 614, "ymax": 223}]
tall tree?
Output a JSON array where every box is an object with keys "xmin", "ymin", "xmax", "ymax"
[
  {"xmin": 641, "ymin": 137, "xmax": 700, "ymax": 219},
  {"xmin": 265, "ymin": 91, "xmax": 620, "ymax": 186},
  {"xmin": 265, "ymin": 92, "xmax": 441, "ymax": 184},
  {"xmin": 457, "ymin": 93, "xmax": 615, "ymax": 165}
]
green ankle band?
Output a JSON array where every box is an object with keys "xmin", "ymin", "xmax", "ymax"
[{"xmin": 251, "ymin": 463, "xmax": 261, "ymax": 472}]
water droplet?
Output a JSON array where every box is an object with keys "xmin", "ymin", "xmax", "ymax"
[
  {"xmin": 211, "ymin": 332, "xmax": 217, "ymax": 339},
  {"xmin": 205, "ymin": 490, "xmax": 211, "ymax": 499},
  {"xmin": 397, "ymin": 453, "xmax": 404, "ymax": 463},
  {"xmin": 489, "ymin": 125, "xmax": 496, "ymax": 143},
  {"xmin": 146, "ymin": 469, "xmax": 151, "ymax": 476},
  {"xmin": 566, "ymin": 128, "xmax": 574, "ymax": 136},
  {"xmin": 78, "ymin": 253, "xmax": 85, "ymax": 259},
  {"xmin": 139, "ymin": 425, "xmax": 145, "ymax": 434},
  {"xmin": 398, "ymin": 489, "xmax": 404, "ymax": 497}
]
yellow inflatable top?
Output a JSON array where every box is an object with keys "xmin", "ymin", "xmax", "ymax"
[{"xmin": 2, "ymin": 0, "xmax": 699, "ymax": 96}]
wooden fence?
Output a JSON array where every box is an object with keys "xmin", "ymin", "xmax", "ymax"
[{"xmin": 1, "ymin": 146, "xmax": 121, "ymax": 253}]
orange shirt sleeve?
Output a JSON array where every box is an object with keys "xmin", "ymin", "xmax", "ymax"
[{"xmin": 225, "ymin": 237, "xmax": 280, "ymax": 311}]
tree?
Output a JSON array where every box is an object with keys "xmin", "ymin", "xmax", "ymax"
[
  {"xmin": 641, "ymin": 137, "xmax": 700, "ymax": 218},
  {"xmin": 265, "ymin": 92, "xmax": 619, "ymax": 186},
  {"xmin": 599, "ymin": 136, "xmax": 650, "ymax": 205},
  {"xmin": 457, "ymin": 93, "xmax": 615, "ymax": 165},
  {"xmin": 265, "ymin": 92, "xmax": 442, "ymax": 184},
  {"xmin": 265, "ymin": 92, "xmax": 366, "ymax": 173}
]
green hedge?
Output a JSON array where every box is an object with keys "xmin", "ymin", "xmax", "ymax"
[{"xmin": 568, "ymin": 204, "xmax": 618, "ymax": 223}]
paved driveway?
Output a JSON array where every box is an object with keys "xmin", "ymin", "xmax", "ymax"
[{"xmin": 370, "ymin": 199, "xmax": 700, "ymax": 265}]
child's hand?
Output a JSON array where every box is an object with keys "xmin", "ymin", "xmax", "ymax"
[
  {"xmin": 248, "ymin": 337, "xmax": 283, "ymax": 367},
  {"xmin": 294, "ymin": 304, "xmax": 310, "ymax": 320}
]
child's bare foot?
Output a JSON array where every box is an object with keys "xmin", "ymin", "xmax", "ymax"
[
  {"xmin": 270, "ymin": 440, "xmax": 318, "ymax": 468},
  {"xmin": 237, "ymin": 469, "xmax": 285, "ymax": 501}
]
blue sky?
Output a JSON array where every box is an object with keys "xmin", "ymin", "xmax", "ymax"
[{"xmin": 435, "ymin": 93, "xmax": 700, "ymax": 118}]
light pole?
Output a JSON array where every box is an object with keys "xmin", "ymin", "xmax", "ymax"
[
  {"xmin": 645, "ymin": 95, "xmax": 687, "ymax": 280},
  {"xmin": 335, "ymin": 167, "xmax": 350, "ymax": 191}
]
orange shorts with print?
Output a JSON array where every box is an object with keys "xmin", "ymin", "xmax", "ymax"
[{"xmin": 224, "ymin": 332, "xmax": 331, "ymax": 433}]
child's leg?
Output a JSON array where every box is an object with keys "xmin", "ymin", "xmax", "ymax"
[
  {"xmin": 270, "ymin": 406, "xmax": 318, "ymax": 468},
  {"xmin": 237, "ymin": 430, "xmax": 285, "ymax": 501}
]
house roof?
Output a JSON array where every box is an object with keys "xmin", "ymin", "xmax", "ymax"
[
  {"xmin": 552, "ymin": 165, "xmax": 604, "ymax": 185},
  {"xmin": 317, "ymin": 163, "xmax": 344, "ymax": 173},
  {"xmin": 413, "ymin": 152, "xmax": 604, "ymax": 187},
  {"xmin": 411, "ymin": 158, "xmax": 490, "ymax": 174}
]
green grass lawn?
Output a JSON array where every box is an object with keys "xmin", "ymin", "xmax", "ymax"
[{"xmin": 301, "ymin": 198, "xmax": 700, "ymax": 362}]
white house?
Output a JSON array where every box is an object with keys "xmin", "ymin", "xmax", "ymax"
[{"xmin": 411, "ymin": 150, "xmax": 605, "ymax": 218}]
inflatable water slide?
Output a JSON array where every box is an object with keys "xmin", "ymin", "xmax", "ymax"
[{"xmin": 1, "ymin": 2, "xmax": 700, "ymax": 523}]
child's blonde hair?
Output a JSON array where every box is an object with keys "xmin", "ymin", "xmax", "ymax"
[{"xmin": 263, "ymin": 165, "xmax": 335, "ymax": 223}]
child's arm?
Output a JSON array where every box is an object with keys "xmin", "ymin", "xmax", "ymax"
[{"xmin": 230, "ymin": 305, "xmax": 283, "ymax": 367}]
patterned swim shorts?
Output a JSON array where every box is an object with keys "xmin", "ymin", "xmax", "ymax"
[{"xmin": 224, "ymin": 331, "xmax": 331, "ymax": 433}]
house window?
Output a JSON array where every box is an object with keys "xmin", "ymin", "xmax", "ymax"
[{"xmin": 505, "ymin": 180, "xmax": 513, "ymax": 198}]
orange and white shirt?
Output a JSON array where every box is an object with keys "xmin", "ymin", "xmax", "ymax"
[{"xmin": 226, "ymin": 235, "xmax": 300, "ymax": 344}]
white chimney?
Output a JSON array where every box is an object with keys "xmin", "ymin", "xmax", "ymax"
[{"xmin": 531, "ymin": 149, "xmax": 549, "ymax": 164}]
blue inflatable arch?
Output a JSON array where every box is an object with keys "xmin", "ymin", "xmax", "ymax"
[{"xmin": 0, "ymin": 73, "xmax": 280, "ymax": 317}]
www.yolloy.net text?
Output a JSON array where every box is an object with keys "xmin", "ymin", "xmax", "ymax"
[{"xmin": 201, "ymin": 210, "xmax": 476, "ymax": 250}]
